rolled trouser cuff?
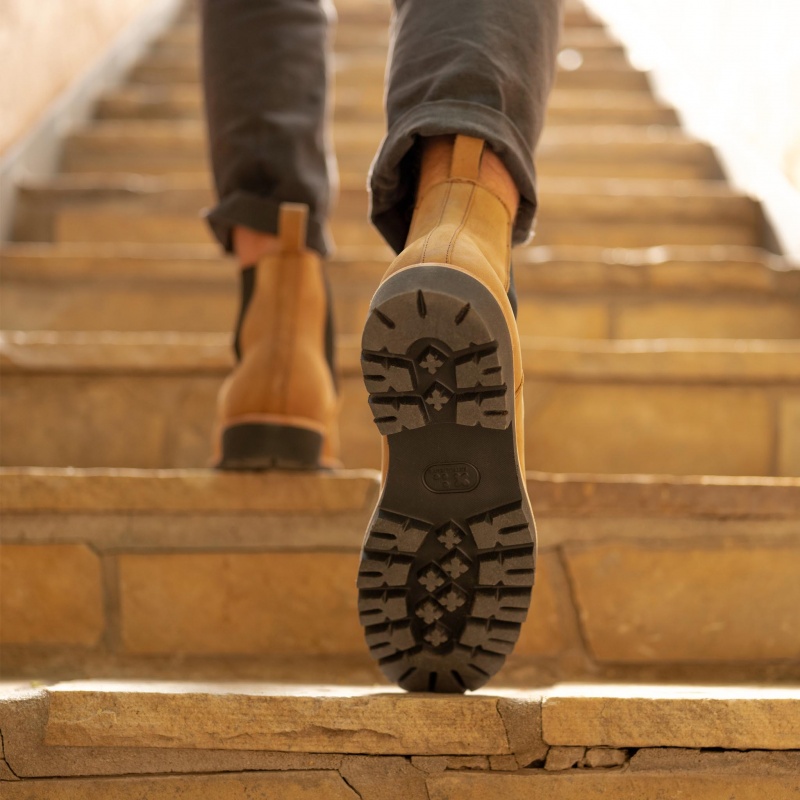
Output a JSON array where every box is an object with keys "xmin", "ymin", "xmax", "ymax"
[
  {"xmin": 205, "ymin": 191, "xmax": 332, "ymax": 258},
  {"xmin": 368, "ymin": 99, "xmax": 539, "ymax": 255}
]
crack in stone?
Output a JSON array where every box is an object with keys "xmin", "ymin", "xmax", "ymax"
[
  {"xmin": 0, "ymin": 729, "xmax": 22, "ymax": 780},
  {"xmin": 339, "ymin": 770, "xmax": 365, "ymax": 800},
  {"xmin": 556, "ymin": 546, "xmax": 595, "ymax": 657}
]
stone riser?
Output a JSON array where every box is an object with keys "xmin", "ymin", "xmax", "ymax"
[
  {"xmin": 122, "ymin": 64, "xmax": 649, "ymax": 93},
  {"xmin": 6, "ymin": 272, "xmax": 800, "ymax": 340},
  {"xmin": 156, "ymin": 21, "xmax": 616, "ymax": 52},
  {"xmin": 60, "ymin": 145, "xmax": 717, "ymax": 184},
  {"xmin": 2, "ymin": 340, "xmax": 799, "ymax": 474},
  {"xmin": 1, "ymin": 678, "xmax": 799, "ymax": 794},
  {"xmin": 48, "ymin": 207, "xmax": 760, "ymax": 249},
  {"xmin": 3, "ymin": 769, "xmax": 797, "ymax": 799},
  {"xmin": 2, "ymin": 492, "xmax": 799, "ymax": 677},
  {"xmin": 130, "ymin": 45, "xmax": 632, "ymax": 83},
  {"xmin": 94, "ymin": 83, "xmax": 677, "ymax": 126}
]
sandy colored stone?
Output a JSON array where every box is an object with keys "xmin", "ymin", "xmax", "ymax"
[
  {"xmin": 526, "ymin": 472, "xmax": 800, "ymax": 519},
  {"xmin": 2, "ymin": 771, "xmax": 357, "ymax": 799},
  {"xmin": 497, "ymin": 698, "xmax": 548, "ymax": 767},
  {"xmin": 0, "ymin": 373, "xmax": 220, "ymax": 469},
  {"xmin": 516, "ymin": 299, "xmax": 609, "ymax": 339},
  {"xmin": 582, "ymin": 747, "xmax": 628, "ymax": 768},
  {"xmin": 44, "ymin": 681, "xmax": 515, "ymax": 755},
  {"xmin": 521, "ymin": 340, "xmax": 800, "ymax": 382},
  {"xmin": 427, "ymin": 772, "xmax": 800, "ymax": 799},
  {"xmin": 545, "ymin": 746, "xmax": 585, "ymax": 771},
  {"xmin": 615, "ymin": 301, "xmax": 800, "ymax": 339},
  {"xmin": 2, "ymin": 468, "xmax": 797, "ymax": 518},
  {"xmin": 513, "ymin": 551, "xmax": 568, "ymax": 657},
  {"xmin": 0, "ymin": 468, "xmax": 377, "ymax": 513},
  {"xmin": 0, "ymin": 690, "xmax": 345, "ymax": 779},
  {"xmin": 0, "ymin": 344, "xmax": 800, "ymax": 475},
  {"xmin": 0, "ymin": 544, "xmax": 103, "ymax": 646},
  {"xmin": 630, "ymin": 748, "xmax": 800, "ymax": 775},
  {"xmin": 410, "ymin": 756, "xmax": 490, "ymax": 774},
  {"xmin": 119, "ymin": 551, "xmax": 364, "ymax": 655},
  {"xmin": 779, "ymin": 395, "xmax": 800, "ymax": 477},
  {"xmin": 0, "ymin": 760, "xmax": 20, "ymax": 780},
  {"xmin": 525, "ymin": 383, "xmax": 774, "ymax": 475},
  {"xmin": 564, "ymin": 543, "xmax": 800, "ymax": 662},
  {"xmin": 541, "ymin": 684, "xmax": 800, "ymax": 749},
  {"xmin": 340, "ymin": 756, "xmax": 428, "ymax": 800}
]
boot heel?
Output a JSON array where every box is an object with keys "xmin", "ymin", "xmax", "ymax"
[{"xmin": 217, "ymin": 421, "xmax": 323, "ymax": 470}]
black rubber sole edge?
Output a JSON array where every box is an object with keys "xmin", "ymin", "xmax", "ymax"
[
  {"xmin": 357, "ymin": 265, "xmax": 536, "ymax": 693},
  {"xmin": 217, "ymin": 421, "xmax": 324, "ymax": 471}
]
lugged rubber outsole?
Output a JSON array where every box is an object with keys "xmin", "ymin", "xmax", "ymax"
[{"xmin": 358, "ymin": 265, "xmax": 536, "ymax": 694}]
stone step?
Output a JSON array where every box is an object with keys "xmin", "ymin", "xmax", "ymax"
[
  {"xmin": 2, "ymin": 467, "xmax": 798, "ymax": 680},
  {"xmin": 45, "ymin": 196, "xmax": 762, "ymax": 250},
  {"xmin": 96, "ymin": 84, "xmax": 678, "ymax": 127},
  {"xmin": 62, "ymin": 122, "xmax": 713, "ymax": 180},
  {"xmin": 2, "ymin": 333, "xmax": 799, "ymax": 475},
  {"xmin": 125, "ymin": 59, "xmax": 649, "ymax": 93},
  {"xmin": 155, "ymin": 21, "xmax": 621, "ymax": 56},
  {"xmin": 132, "ymin": 43, "xmax": 631, "ymax": 86},
  {"xmin": 0, "ymin": 680, "xmax": 798, "ymax": 795},
  {"xmin": 3, "ymin": 243, "xmax": 799, "ymax": 340},
  {"xmin": 13, "ymin": 173, "xmax": 760, "ymax": 250}
]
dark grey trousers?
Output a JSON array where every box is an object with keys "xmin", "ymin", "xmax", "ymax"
[{"xmin": 201, "ymin": 0, "xmax": 562, "ymax": 257}]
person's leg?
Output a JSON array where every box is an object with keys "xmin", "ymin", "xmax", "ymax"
[
  {"xmin": 200, "ymin": 0, "xmax": 339, "ymax": 470},
  {"xmin": 201, "ymin": 0, "xmax": 336, "ymax": 260},
  {"xmin": 370, "ymin": 0, "xmax": 562, "ymax": 253},
  {"xmin": 357, "ymin": 1, "xmax": 562, "ymax": 692}
]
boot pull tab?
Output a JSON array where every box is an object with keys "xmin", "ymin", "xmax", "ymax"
[
  {"xmin": 449, "ymin": 135, "xmax": 484, "ymax": 181},
  {"xmin": 279, "ymin": 203, "xmax": 309, "ymax": 253}
]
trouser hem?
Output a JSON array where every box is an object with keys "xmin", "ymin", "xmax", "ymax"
[
  {"xmin": 368, "ymin": 99, "xmax": 539, "ymax": 254},
  {"xmin": 205, "ymin": 191, "xmax": 331, "ymax": 258}
]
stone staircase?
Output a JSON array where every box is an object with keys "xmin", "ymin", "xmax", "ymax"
[{"xmin": 1, "ymin": 0, "xmax": 799, "ymax": 795}]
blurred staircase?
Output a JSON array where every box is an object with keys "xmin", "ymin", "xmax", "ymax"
[{"xmin": 1, "ymin": 0, "xmax": 799, "ymax": 795}]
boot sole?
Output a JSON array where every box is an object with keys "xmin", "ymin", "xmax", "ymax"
[
  {"xmin": 217, "ymin": 421, "xmax": 324, "ymax": 470},
  {"xmin": 358, "ymin": 265, "xmax": 536, "ymax": 693}
]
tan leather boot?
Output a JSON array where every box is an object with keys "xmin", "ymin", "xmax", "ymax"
[
  {"xmin": 213, "ymin": 203, "xmax": 340, "ymax": 470},
  {"xmin": 357, "ymin": 135, "xmax": 536, "ymax": 693}
]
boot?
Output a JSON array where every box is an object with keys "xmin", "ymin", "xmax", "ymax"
[
  {"xmin": 213, "ymin": 203, "xmax": 340, "ymax": 470},
  {"xmin": 357, "ymin": 135, "xmax": 536, "ymax": 693}
]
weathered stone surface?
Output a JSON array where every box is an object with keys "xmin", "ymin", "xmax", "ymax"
[
  {"xmin": 119, "ymin": 552, "xmax": 364, "ymax": 655},
  {"xmin": 525, "ymin": 383, "xmax": 774, "ymax": 475},
  {"xmin": 497, "ymin": 698, "xmax": 549, "ymax": 767},
  {"xmin": 541, "ymin": 684, "xmax": 800, "ymax": 749},
  {"xmin": 779, "ymin": 396, "xmax": 800, "ymax": 477},
  {"xmin": 2, "ymin": 771, "xmax": 358, "ymax": 799},
  {"xmin": 615, "ymin": 301, "xmax": 800, "ymax": 339},
  {"xmin": 545, "ymin": 746, "xmax": 586, "ymax": 771},
  {"xmin": 340, "ymin": 756, "xmax": 428, "ymax": 800},
  {"xmin": 0, "ymin": 544, "xmax": 103, "ymax": 646},
  {"xmin": 563, "ymin": 544, "xmax": 800, "ymax": 661},
  {"xmin": 410, "ymin": 756, "xmax": 490, "ymax": 774},
  {"xmin": 44, "ymin": 682, "xmax": 515, "ymax": 755},
  {"xmin": 5, "ymin": 337, "xmax": 798, "ymax": 473},
  {"xmin": 630, "ymin": 748, "xmax": 800, "ymax": 775},
  {"xmin": 487, "ymin": 755, "xmax": 521, "ymax": 771},
  {"xmin": 0, "ymin": 468, "xmax": 377, "ymax": 513},
  {"xmin": 582, "ymin": 747, "xmax": 628, "ymax": 768},
  {"xmin": 2, "ymin": 468, "xmax": 797, "ymax": 519},
  {"xmin": 0, "ymin": 690, "xmax": 347, "ymax": 779},
  {"xmin": 516, "ymin": 299, "xmax": 609, "ymax": 339},
  {"xmin": 513, "ymin": 551, "xmax": 568, "ymax": 657},
  {"xmin": 427, "ymin": 772, "xmax": 800, "ymax": 799}
]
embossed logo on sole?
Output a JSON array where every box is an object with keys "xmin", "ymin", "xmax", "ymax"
[{"xmin": 423, "ymin": 463, "xmax": 481, "ymax": 493}]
